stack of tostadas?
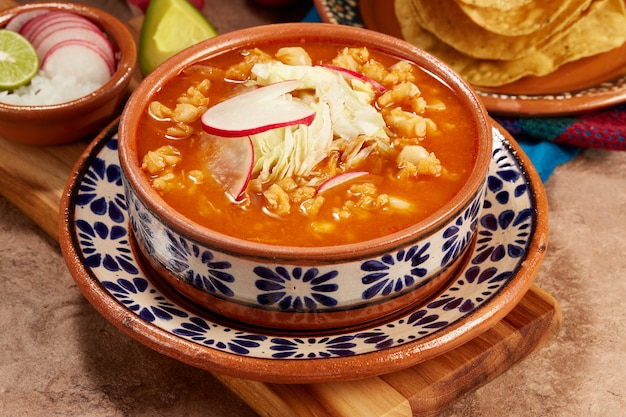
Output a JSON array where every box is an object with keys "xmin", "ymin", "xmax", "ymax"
[{"xmin": 395, "ymin": 0, "xmax": 626, "ymax": 87}]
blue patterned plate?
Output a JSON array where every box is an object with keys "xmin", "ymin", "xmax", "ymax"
[
  {"xmin": 59, "ymin": 120, "xmax": 547, "ymax": 383},
  {"xmin": 314, "ymin": 0, "xmax": 626, "ymax": 116}
]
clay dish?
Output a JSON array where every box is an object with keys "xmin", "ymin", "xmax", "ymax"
[
  {"xmin": 117, "ymin": 23, "xmax": 492, "ymax": 331},
  {"xmin": 0, "ymin": 2, "xmax": 136, "ymax": 145}
]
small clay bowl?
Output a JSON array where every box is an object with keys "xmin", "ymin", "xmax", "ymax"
[
  {"xmin": 0, "ymin": 2, "xmax": 136, "ymax": 145},
  {"xmin": 118, "ymin": 23, "xmax": 492, "ymax": 331}
]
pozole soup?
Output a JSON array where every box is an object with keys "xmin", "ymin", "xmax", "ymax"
[{"xmin": 135, "ymin": 44, "xmax": 479, "ymax": 247}]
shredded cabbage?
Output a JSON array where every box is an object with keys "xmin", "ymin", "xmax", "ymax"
[
  {"xmin": 250, "ymin": 100, "xmax": 333, "ymax": 184},
  {"xmin": 249, "ymin": 62, "xmax": 390, "ymax": 185}
]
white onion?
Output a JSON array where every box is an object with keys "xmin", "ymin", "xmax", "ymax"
[{"xmin": 0, "ymin": 73, "xmax": 101, "ymax": 106}]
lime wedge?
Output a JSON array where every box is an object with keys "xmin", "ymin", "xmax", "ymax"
[
  {"xmin": 139, "ymin": 0, "xmax": 217, "ymax": 75},
  {"xmin": 0, "ymin": 29, "xmax": 39, "ymax": 91}
]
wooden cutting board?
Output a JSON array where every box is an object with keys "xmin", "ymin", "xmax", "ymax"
[{"xmin": 0, "ymin": 1, "xmax": 562, "ymax": 415}]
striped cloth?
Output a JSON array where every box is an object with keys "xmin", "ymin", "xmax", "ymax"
[
  {"xmin": 495, "ymin": 103, "xmax": 626, "ymax": 150},
  {"xmin": 493, "ymin": 103, "xmax": 626, "ymax": 180}
]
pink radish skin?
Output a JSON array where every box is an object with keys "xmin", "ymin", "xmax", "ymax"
[
  {"xmin": 7, "ymin": 8, "xmax": 118, "ymax": 91},
  {"xmin": 20, "ymin": 11, "xmax": 116, "ymax": 73},
  {"xmin": 202, "ymin": 134, "xmax": 254, "ymax": 201},
  {"xmin": 19, "ymin": 11, "xmax": 99, "ymax": 39},
  {"xmin": 201, "ymin": 80, "xmax": 316, "ymax": 138},
  {"xmin": 12, "ymin": 9, "xmax": 117, "ymax": 78},
  {"xmin": 5, "ymin": 9, "xmax": 48, "ymax": 32},
  {"xmin": 17, "ymin": 11, "xmax": 54, "ymax": 38},
  {"xmin": 34, "ymin": 26, "xmax": 116, "ymax": 71},
  {"xmin": 30, "ymin": 21, "xmax": 95, "ymax": 45},
  {"xmin": 31, "ymin": 20, "xmax": 103, "ymax": 49},
  {"xmin": 317, "ymin": 172, "xmax": 370, "ymax": 195},
  {"xmin": 25, "ymin": 13, "xmax": 100, "ymax": 39},
  {"xmin": 42, "ymin": 39, "xmax": 113, "ymax": 84},
  {"xmin": 320, "ymin": 65, "xmax": 387, "ymax": 93}
]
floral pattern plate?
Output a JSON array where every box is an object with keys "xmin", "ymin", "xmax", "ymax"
[
  {"xmin": 59, "ymin": 120, "xmax": 548, "ymax": 384},
  {"xmin": 314, "ymin": 0, "xmax": 626, "ymax": 116}
]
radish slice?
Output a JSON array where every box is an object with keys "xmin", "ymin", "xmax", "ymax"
[
  {"xmin": 202, "ymin": 134, "xmax": 254, "ymax": 202},
  {"xmin": 20, "ymin": 11, "xmax": 116, "ymax": 74},
  {"xmin": 317, "ymin": 171, "xmax": 370, "ymax": 195},
  {"xmin": 23, "ymin": 12, "xmax": 100, "ymax": 41},
  {"xmin": 34, "ymin": 26, "xmax": 116, "ymax": 71},
  {"xmin": 321, "ymin": 64, "xmax": 386, "ymax": 93},
  {"xmin": 201, "ymin": 80, "xmax": 316, "ymax": 138},
  {"xmin": 15, "ymin": 11, "xmax": 58, "ymax": 38},
  {"xmin": 5, "ymin": 9, "xmax": 48, "ymax": 32},
  {"xmin": 19, "ymin": 11, "xmax": 93, "ymax": 39},
  {"xmin": 17, "ymin": 11, "xmax": 52, "ymax": 38},
  {"xmin": 30, "ymin": 21, "xmax": 96, "ymax": 47},
  {"xmin": 31, "ymin": 20, "xmax": 103, "ymax": 47},
  {"xmin": 7, "ymin": 9, "xmax": 117, "ymax": 92},
  {"xmin": 42, "ymin": 39, "xmax": 113, "ymax": 84}
]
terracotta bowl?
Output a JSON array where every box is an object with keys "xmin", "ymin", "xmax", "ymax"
[
  {"xmin": 118, "ymin": 23, "xmax": 492, "ymax": 331},
  {"xmin": 0, "ymin": 2, "xmax": 136, "ymax": 146}
]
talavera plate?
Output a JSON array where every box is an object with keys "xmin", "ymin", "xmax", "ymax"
[
  {"xmin": 59, "ymin": 119, "xmax": 548, "ymax": 384},
  {"xmin": 314, "ymin": 0, "xmax": 626, "ymax": 116}
]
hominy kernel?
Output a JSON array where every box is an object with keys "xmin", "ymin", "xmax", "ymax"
[
  {"xmin": 148, "ymin": 101, "xmax": 172, "ymax": 119},
  {"xmin": 172, "ymin": 103, "xmax": 202, "ymax": 123}
]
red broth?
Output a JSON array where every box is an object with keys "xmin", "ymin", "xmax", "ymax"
[{"xmin": 135, "ymin": 44, "xmax": 479, "ymax": 247}]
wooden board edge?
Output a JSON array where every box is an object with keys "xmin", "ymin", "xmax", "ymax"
[{"xmin": 211, "ymin": 285, "xmax": 561, "ymax": 417}]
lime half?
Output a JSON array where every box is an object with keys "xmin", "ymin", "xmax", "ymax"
[
  {"xmin": 0, "ymin": 29, "xmax": 39, "ymax": 91},
  {"xmin": 139, "ymin": 0, "xmax": 217, "ymax": 75}
]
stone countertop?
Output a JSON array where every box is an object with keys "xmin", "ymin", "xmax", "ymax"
[{"xmin": 1, "ymin": 1, "xmax": 626, "ymax": 416}]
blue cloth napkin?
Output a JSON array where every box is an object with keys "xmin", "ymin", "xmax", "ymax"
[{"xmin": 302, "ymin": 8, "xmax": 581, "ymax": 182}]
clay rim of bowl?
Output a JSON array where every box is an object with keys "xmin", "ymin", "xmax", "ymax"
[
  {"xmin": 119, "ymin": 23, "xmax": 492, "ymax": 262},
  {"xmin": 0, "ymin": 2, "xmax": 136, "ymax": 117}
]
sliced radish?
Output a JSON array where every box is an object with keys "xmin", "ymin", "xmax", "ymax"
[
  {"xmin": 6, "ymin": 8, "xmax": 117, "ymax": 91},
  {"xmin": 320, "ymin": 64, "xmax": 386, "ymax": 93},
  {"xmin": 21, "ymin": 12, "xmax": 100, "ymax": 36},
  {"xmin": 20, "ymin": 11, "xmax": 116, "ymax": 74},
  {"xmin": 317, "ymin": 171, "xmax": 370, "ymax": 195},
  {"xmin": 42, "ymin": 39, "xmax": 113, "ymax": 84},
  {"xmin": 5, "ymin": 9, "xmax": 48, "ymax": 32},
  {"xmin": 19, "ymin": 11, "xmax": 93, "ymax": 39},
  {"xmin": 34, "ymin": 26, "xmax": 116, "ymax": 71},
  {"xmin": 201, "ymin": 80, "xmax": 316, "ymax": 138},
  {"xmin": 16, "ymin": 11, "xmax": 61, "ymax": 38},
  {"xmin": 201, "ymin": 134, "xmax": 254, "ymax": 202},
  {"xmin": 17, "ymin": 11, "xmax": 52, "ymax": 38},
  {"xmin": 31, "ymin": 20, "xmax": 101, "ymax": 47}
]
